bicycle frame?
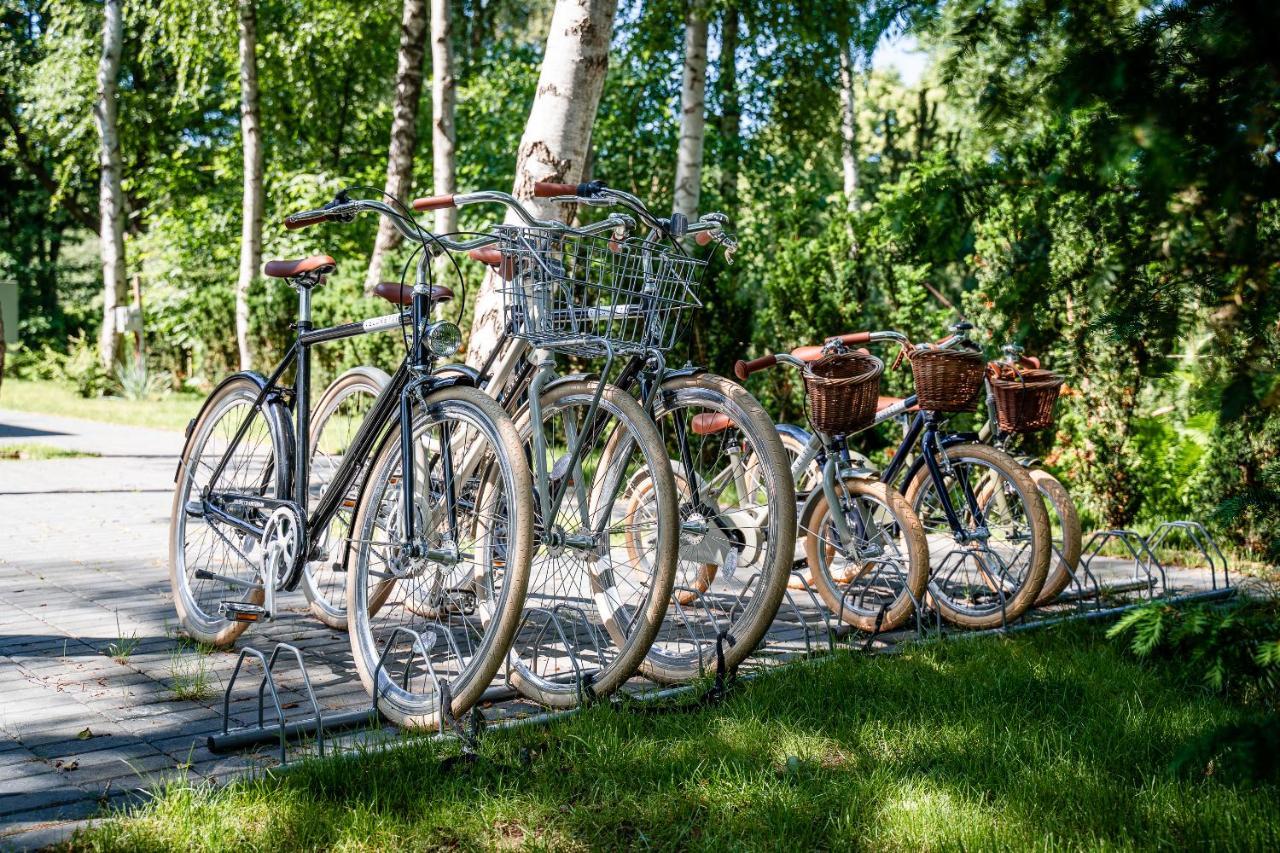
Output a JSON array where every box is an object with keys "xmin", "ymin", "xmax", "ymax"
[{"xmin": 191, "ymin": 260, "xmax": 456, "ymax": 592}]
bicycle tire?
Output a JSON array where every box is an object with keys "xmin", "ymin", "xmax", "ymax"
[
  {"xmin": 302, "ymin": 366, "xmax": 391, "ymax": 629},
  {"xmin": 508, "ymin": 380, "xmax": 678, "ymax": 707},
  {"xmin": 169, "ymin": 374, "xmax": 291, "ymax": 648},
  {"xmin": 802, "ymin": 478, "xmax": 929, "ymax": 633},
  {"xmin": 902, "ymin": 442, "xmax": 1050, "ymax": 629},
  {"xmin": 1029, "ymin": 468, "xmax": 1083, "ymax": 605},
  {"xmin": 637, "ymin": 373, "xmax": 795, "ymax": 684},
  {"xmin": 346, "ymin": 385, "xmax": 533, "ymax": 729}
]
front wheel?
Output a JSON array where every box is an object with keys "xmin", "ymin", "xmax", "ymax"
[
  {"xmin": 346, "ymin": 384, "xmax": 533, "ymax": 729},
  {"xmin": 638, "ymin": 373, "xmax": 795, "ymax": 684},
  {"xmin": 1029, "ymin": 468, "xmax": 1083, "ymax": 605},
  {"xmin": 902, "ymin": 442, "xmax": 1050, "ymax": 629},
  {"xmin": 802, "ymin": 477, "xmax": 929, "ymax": 633}
]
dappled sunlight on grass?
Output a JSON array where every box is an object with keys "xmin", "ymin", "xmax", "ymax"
[{"xmin": 73, "ymin": 625, "xmax": 1279, "ymax": 851}]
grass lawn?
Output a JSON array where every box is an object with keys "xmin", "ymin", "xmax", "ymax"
[
  {"xmin": 0, "ymin": 442, "xmax": 98, "ymax": 460},
  {"xmin": 73, "ymin": 625, "xmax": 1278, "ymax": 851},
  {"xmin": 0, "ymin": 378, "xmax": 202, "ymax": 432}
]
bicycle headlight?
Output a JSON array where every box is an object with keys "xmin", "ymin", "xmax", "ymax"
[{"xmin": 425, "ymin": 321, "xmax": 462, "ymax": 357}]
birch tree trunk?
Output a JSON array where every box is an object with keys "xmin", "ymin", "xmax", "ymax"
[
  {"xmin": 430, "ymin": 0, "xmax": 457, "ymax": 239},
  {"xmin": 94, "ymin": 0, "xmax": 127, "ymax": 370},
  {"xmin": 717, "ymin": 5, "xmax": 739, "ymax": 209},
  {"xmin": 364, "ymin": 0, "xmax": 429, "ymax": 294},
  {"xmin": 465, "ymin": 0, "xmax": 619, "ymax": 367},
  {"xmin": 838, "ymin": 44, "xmax": 859, "ymax": 211},
  {"xmin": 672, "ymin": 0, "xmax": 709, "ymax": 222},
  {"xmin": 236, "ymin": 0, "xmax": 263, "ymax": 370}
]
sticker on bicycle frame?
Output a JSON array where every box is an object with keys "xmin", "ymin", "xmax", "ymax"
[{"xmin": 362, "ymin": 313, "xmax": 404, "ymax": 333}]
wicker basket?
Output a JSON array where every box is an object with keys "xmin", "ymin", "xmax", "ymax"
[
  {"xmin": 803, "ymin": 352, "xmax": 883, "ymax": 434},
  {"xmin": 989, "ymin": 365, "xmax": 1063, "ymax": 433},
  {"xmin": 908, "ymin": 347, "xmax": 986, "ymax": 413}
]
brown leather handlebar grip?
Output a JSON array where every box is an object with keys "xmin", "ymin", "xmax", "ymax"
[
  {"xmin": 467, "ymin": 247, "xmax": 503, "ymax": 267},
  {"xmin": 734, "ymin": 354, "xmax": 777, "ymax": 380},
  {"xmin": 283, "ymin": 209, "xmax": 330, "ymax": 230},
  {"xmin": 411, "ymin": 194, "xmax": 456, "ymax": 211},
  {"xmin": 831, "ymin": 331, "xmax": 872, "ymax": 345},
  {"xmin": 1019, "ymin": 355, "xmax": 1041, "ymax": 369},
  {"xmin": 694, "ymin": 230, "xmax": 714, "ymax": 246},
  {"xmin": 533, "ymin": 182, "xmax": 578, "ymax": 198},
  {"xmin": 790, "ymin": 345, "xmax": 824, "ymax": 363}
]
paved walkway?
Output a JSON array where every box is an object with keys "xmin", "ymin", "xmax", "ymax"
[
  {"xmin": 0, "ymin": 406, "xmax": 1231, "ymax": 850},
  {"xmin": 0, "ymin": 409, "xmax": 376, "ymax": 849}
]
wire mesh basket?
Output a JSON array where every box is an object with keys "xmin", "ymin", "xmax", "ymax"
[
  {"xmin": 988, "ymin": 364, "xmax": 1064, "ymax": 433},
  {"xmin": 491, "ymin": 224, "xmax": 706, "ymax": 357},
  {"xmin": 908, "ymin": 347, "xmax": 986, "ymax": 413},
  {"xmin": 803, "ymin": 352, "xmax": 884, "ymax": 434}
]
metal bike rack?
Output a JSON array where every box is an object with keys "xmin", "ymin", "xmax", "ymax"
[
  {"xmin": 209, "ymin": 642, "xmax": 376, "ymax": 762},
  {"xmin": 1079, "ymin": 528, "xmax": 1167, "ymax": 600}
]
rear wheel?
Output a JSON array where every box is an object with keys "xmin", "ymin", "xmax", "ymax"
[
  {"xmin": 303, "ymin": 366, "xmax": 390, "ymax": 629},
  {"xmin": 1030, "ymin": 468, "xmax": 1083, "ymax": 605},
  {"xmin": 169, "ymin": 375, "xmax": 291, "ymax": 647}
]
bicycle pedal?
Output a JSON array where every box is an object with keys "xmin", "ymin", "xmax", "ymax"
[{"xmin": 218, "ymin": 601, "xmax": 270, "ymax": 623}]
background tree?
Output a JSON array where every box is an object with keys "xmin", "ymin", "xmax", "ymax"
[
  {"xmin": 93, "ymin": 0, "xmax": 126, "ymax": 369},
  {"xmin": 235, "ymin": 0, "xmax": 263, "ymax": 370},
  {"xmin": 364, "ymin": 0, "xmax": 429, "ymax": 294},
  {"xmin": 673, "ymin": 0, "xmax": 708, "ymax": 221},
  {"xmin": 466, "ymin": 0, "xmax": 620, "ymax": 366},
  {"xmin": 431, "ymin": 0, "xmax": 458, "ymax": 246}
]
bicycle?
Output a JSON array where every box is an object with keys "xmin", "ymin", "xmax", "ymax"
[
  {"xmin": 406, "ymin": 187, "xmax": 682, "ymax": 707},
  {"xmin": 741, "ymin": 323, "xmax": 1051, "ymax": 630},
  {"xmin": 169, "ymin": 190, "xmax": 534, "ymax": 728},
  {"xmin": 731, "ymin": 348, "xmax": 928, "ymax": 634},
  {"xmin": 452, "ymin": 180, "xmax": 796, "ymax": 685},
  {"xmin": 980, "ymin": 344, "xmax": 1081, "ymax": 606}
]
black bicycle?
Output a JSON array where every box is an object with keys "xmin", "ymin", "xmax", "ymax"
[{"xmin": 168, "ymin": 191, "xmax": 534, "ymax": 728}]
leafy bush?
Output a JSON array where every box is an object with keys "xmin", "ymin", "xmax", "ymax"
[
  {"xmin": 114, "ymin": 359, "xmax": 172, "ymax": 401},
  {"xmin": 1107, "ymin": 593, "xmax": 1280, "ymax": 711}
]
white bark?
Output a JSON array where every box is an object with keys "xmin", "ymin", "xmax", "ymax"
[
  {"xmin": 431, "ymin": 0, "xmax": 457, "ymax": 238},
  {"xmin": 838, "ymin": 44, "xmax": 859, "ymax": 211},
  {"xmin": 364, "ymin": 0, "xmax": 429, "ymax": 294},
  {"xmin": 466, "ymin": 0, "xmax": 619, "ymax": 367},
  {"xmin": 94, "ymin": 0, "xmax": 126, "ymax": 370},
  {"xmin": 236, "ymin": 0, "xmax": 263, "ymax": 370},
  {"xmin": 672, "ymin": 0, "xmax": 708, "ymax": 222}
]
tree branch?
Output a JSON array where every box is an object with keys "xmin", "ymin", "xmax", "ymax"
[{"xmin": 0, "ymin": 101, "xmax": 97, "ymax": 232}]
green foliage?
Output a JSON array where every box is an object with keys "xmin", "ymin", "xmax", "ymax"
[{"xmin": 1107, "ymin": 596, "xmax": 1280, "ymax": 711}]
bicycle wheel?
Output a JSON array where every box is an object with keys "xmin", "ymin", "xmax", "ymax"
[
  {"xmin": 1029, "ymin": 468, "xmax": 1083, "ymax": 605},
  {"xmin": 169, "ymin": 374, "xmax": 291, "ymax": 647},
  {"xmin": 508, "ymin": 380, "xmax": 677, "ymax": 707},
  {"xmin": 346, "ymin": 384, "xmax": 533, "ymax": 729},
  {"xmin": 777, "ymin": 425, "xmax": 823, "ymax": 496},
  {"xmin": 635, "ymin": 373, "xmax": 795, "ymax": 683},
  {"xmin": 802, "ymin": 477, "xmax": 929, "ymax": 633},
  {"xmin": 902, "ymin": 442, "xmax": 1050, "ymax": 629},
  {"xmin": 303, "ymin": 366, "xmax": 390, "ymax": 629}
]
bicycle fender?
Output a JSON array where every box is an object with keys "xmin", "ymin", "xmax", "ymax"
[
  {"xmin": 433, "ymin": 363, "xmax": 481, "ymax": 387},
  {"xmin": 775, "ymin": 423, "xmax": 813, "ymax": 447},
  {"xmin": 661, "ymin": 364, "xmax": 707, "ymax": 382},
  {"xmin": 174, "ymin": 371, "xmax": 275, "ymax": 483}
]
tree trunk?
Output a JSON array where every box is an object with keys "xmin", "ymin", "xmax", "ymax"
[
  {"xmin": 94, "ymin": 0, "xmax": 126, "ymax": 371},
  {"xmin": 465, "ymin": 0, "xmax": 619, "ymax": 367},
  {"xmin": 672, "ymin": 0, "xmax": 709, "ymax": 222},
  {"xmin": 431, "ymin": 0, "xmax": 457, "ymax": 239},
  {"xmin": 717, "ymin": 5, "xmax": 739, "ymax": 209},
  {"xmin": 838, "ymin": 43, "xmax": 859, "ymax": 211},
  {"xmin": 236, "ymin": 0, "xmax": 263, "ymax": 369},
  {"xmin": 364, "ymin": 0, "xmax": 429, "ymax": 294}
]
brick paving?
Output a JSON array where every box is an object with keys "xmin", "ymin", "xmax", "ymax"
[{"xmin": 0, "ymin": 407, "xmax": 1228, "ymax": 850}]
